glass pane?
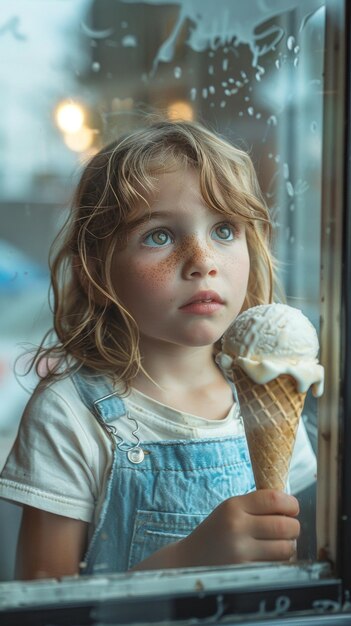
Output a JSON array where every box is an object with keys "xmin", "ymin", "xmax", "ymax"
[{"xmin": 0, "ymin": 0, "xmax": 325, "ymax": 581}]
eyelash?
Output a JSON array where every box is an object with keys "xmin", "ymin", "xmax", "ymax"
[{"xmin": 141, "ymin": 222, "xmax": 240, "ymax": 248}]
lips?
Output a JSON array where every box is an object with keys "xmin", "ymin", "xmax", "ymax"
[
  {"xmin": 179, "ymin": 291, "xmax": 224, "ymax": 315},
  {"xmin": 181, "ymin": 291, "xmax": 224, "ymax": 307}
]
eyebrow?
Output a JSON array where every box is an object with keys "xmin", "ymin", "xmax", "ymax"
[{"xmin": 126, "ymin": 210, "xmax": 174, "ymax": 231}]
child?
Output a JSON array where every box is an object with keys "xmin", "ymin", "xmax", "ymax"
[{"xmin": 0, "ymin": 119, "xmax": 315, "ymax": 579}]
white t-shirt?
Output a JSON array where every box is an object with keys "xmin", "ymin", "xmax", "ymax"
[{"xmin": 0, "ymin": 376, "xmax": 316, "ymax": 527}]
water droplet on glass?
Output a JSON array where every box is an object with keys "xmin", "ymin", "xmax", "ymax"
[
  {"xmin": 287, "ymin": 36, "xmax": 295, "ymax": 50},
  {"xmin": 241, "ymin": 71, "xmax": 247, "ymax": 79},
  {"xmin": 228, "ymin": 78, "xmax": 235, "ymax": 84},
  {"xmin": 209, "ymin": 85, "xmax": 215, "ymax": 94},
  {"xmin": 294, "ymin": 45, "xmax": 300, "ymax": 54},
  {"xmin": 255, "ymin": 113, "xmax": 261, "ymax": 119},
  {"xmin": 283, "ymin": 163, "xmax": 289, "ymax": 179},
  {"xmin": 208, "ymin": 65, "xmax": 214, "ymax": 75},
  {"xmin": 293, "ymin": 57, "xmax": 299, "ymax": 68},
  {"xmin": 81, "ymin": 23, "xmax": 115, "ymax": 39},
  {"xmin": 231, "ymin": 88, "xmax": 238, "ymax": 95},
  {"xmin": 121, "ymin": 21, "xmax": 128, "ymax": 28},
  {"xmin": 255, "ymin": 66, "xmax": 265, "ymax": 81},
  {"xmin": 174, "ymin": 66, "xmax": 182, "ymax": 79},
  {"xmin": 190, "ymin": 88, "xmax": 197, "ymax": 101},
  {"xmin": 247, "ymin": 107, "xmax": 254, "ymax": 116},
  {"xmin": 236, "ymin": 81, "xmax": 243, "ymax": 88},
  {"xmin": 274, "ymin": 154, "xmax": 281, "ymax": 163},
  {"xmin": 222, "ymin": 58, "xmax": 229, "ymax": 71},
  {"xmin": 244, "ymin": 96, "xmax": 250, "ymax": 102},
  {"xmin": 92, "ymin": 62, "xmax": 100, "ymax": 72},
  {"xmin": 202, "ymin": 88, "xmax": 208, "ymax": 99},
  {"xmin": 295, "ymin": 179, "xmax": 309, "ymax": 195},
  {"xmin": 275, "ymin": 59, "xmax": 281, "ymax": 69},
  {"xmin": 220, "ymin": 100, "xmax": 226, "ymax": 108},
  {"xmin": 310, "ymin": 121, "xmax": 318, "ymax": 133},
  {"xmin": 267, "ymin": 115, "xmax": 277, "ymax": 126},
  {"xmin": 224, "ymin": 89, "xmax": 231, "ymax": 96},
  {"xmin": 268, "ymin": 153, "xmax": 273, "ymax": 159},
  {"xmin": 286, "ymin": 181, "xmax": 295, "ymax": 197},
  {"xmin": 222, "ymin": 81, "xmax": 228, "ymax": 87},
  {"xmin": 121, "ymin": 34, "xmax": 137, "ymax": 47},
  {"xmin": 290, "ymin": 203, "xmax": 295, "ymax": 212},
  {"xmin": 239, "ymin": 111, "xmax": 243, "ymax": 117}
]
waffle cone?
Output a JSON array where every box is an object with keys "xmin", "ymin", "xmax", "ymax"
[{"xmin": 231, "ymin": 364, "xmax": 306, "ymax": 490}]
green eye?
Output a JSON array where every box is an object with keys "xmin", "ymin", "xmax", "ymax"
[
  {"xmin": 212, "ymin": 223, "xmax": 235, "ymax": 241},
  {"xmin": 143, "ymin": 230, "xmax": 172, "ymax": 247}
]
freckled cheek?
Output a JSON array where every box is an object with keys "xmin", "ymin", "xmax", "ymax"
[{"xmin": 131, "ymin": 258, "xmax": 177, "ymax": 293}]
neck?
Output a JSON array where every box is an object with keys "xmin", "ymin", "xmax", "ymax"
[{"xmin": 133, "ymin": 338, "xmax": 219, "ymax": 395}]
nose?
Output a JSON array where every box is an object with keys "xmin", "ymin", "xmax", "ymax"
[{"xmin": 182, "ymin": 237, "xmax": 218, "ymax": 279}]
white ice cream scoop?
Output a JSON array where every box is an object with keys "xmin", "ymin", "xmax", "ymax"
[{"xmin": 218, "ymin": 303, "xmax": 324, "ymax": 397}]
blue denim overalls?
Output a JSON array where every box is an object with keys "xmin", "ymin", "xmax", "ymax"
[{"xmin": 72, "ymin": 368, "xmax": 255, "ymax": 574}]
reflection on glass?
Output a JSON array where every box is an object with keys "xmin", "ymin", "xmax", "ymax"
[{"xmin": 0, "ymin": 0, "xmax": 325, "ymax": 580}]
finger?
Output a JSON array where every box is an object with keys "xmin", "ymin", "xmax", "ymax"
[
  {"xmin": 243, "ymin": 490, "xmax": 300, "ymax": 517},
  {"xmin": 251, "ymin": 539, "xmax": 297, "ymax": 562},
  {"xmin": 250, "ymin": 515, "xmax": 300, "ymax": 541}
]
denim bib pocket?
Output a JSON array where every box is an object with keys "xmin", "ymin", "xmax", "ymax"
[{"xmin": 128, "ymin": 509, "xmax": 208, "ymax": 569}]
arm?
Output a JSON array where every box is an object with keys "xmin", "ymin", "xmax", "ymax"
[
  {"xmin": 17, "ymin": 491, "xmax": 299, "ymax": 577},
  {"xmin": 132, "ymin": 490, "xmax": 300, "ymax": 571},
  {"xmin": 16, "ymin": 505, "xmax": 89, "ymax": 580}
]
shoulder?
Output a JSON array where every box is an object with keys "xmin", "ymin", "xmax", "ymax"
[
  {"xmin": 24, "ymin": 375, "xmax": 90, "ymax": 428},
  {"xmin": 0, "ymin": 374, "xmax": 111, "ymax": 522},
  {"xmin": 28, "ymin": 375, "xmax": 84, "ymax": 409},
  {"xmin": 20, "ymin": 375, "xmax": 105, "ymax": 457}
]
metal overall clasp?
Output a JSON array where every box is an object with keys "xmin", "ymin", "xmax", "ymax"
[{"xmin": 93, "ymin": 391, "xmax": 145, "ymax": 464}]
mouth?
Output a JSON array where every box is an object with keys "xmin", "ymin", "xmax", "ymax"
[
  {"xmin": 181, "ymin": 291, "xmax": 224, "ymax": 307},
  {"xmin": 179, "ymin": 291, "xmax": 224, "ymax": 314}
]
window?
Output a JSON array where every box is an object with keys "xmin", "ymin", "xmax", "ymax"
[{"xmin": 0, "ymin": 0, "xmax": 350, "ymax": 622}]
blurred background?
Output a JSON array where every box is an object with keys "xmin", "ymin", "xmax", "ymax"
[{"xmin": 0, "ymin": 0, "xmax": 325, "ymax": 579}]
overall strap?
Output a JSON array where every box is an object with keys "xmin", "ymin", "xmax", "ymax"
[
  {"xmin": 227, "ymin": 377, "xmax": 239, "ymax": 404},
  {"xmin": 215, "ymin": 357, "xmax": 240, "ymax": 405},
  {"xmin": 71, "ymin": 367, "xmax": 126, "ymax": 424}
]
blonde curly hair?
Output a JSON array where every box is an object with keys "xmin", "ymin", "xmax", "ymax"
[{"xmin": 32, "ymin": 119, "xmax": 277, "ymax": 390}]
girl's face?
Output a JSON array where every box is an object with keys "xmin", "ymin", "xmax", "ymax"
[{"xmin": 112, "ymin": 168, "xmax": 250, "ymax": 351}]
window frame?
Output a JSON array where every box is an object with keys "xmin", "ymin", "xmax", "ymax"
[{"xmin": 0, "ymin": 0, "xmax": 350, "ymax": 623}]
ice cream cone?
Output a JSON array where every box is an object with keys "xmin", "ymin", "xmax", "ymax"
[{"xmin": 231, "ymin": 364, "xmax": 306, "ymax": 490}]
